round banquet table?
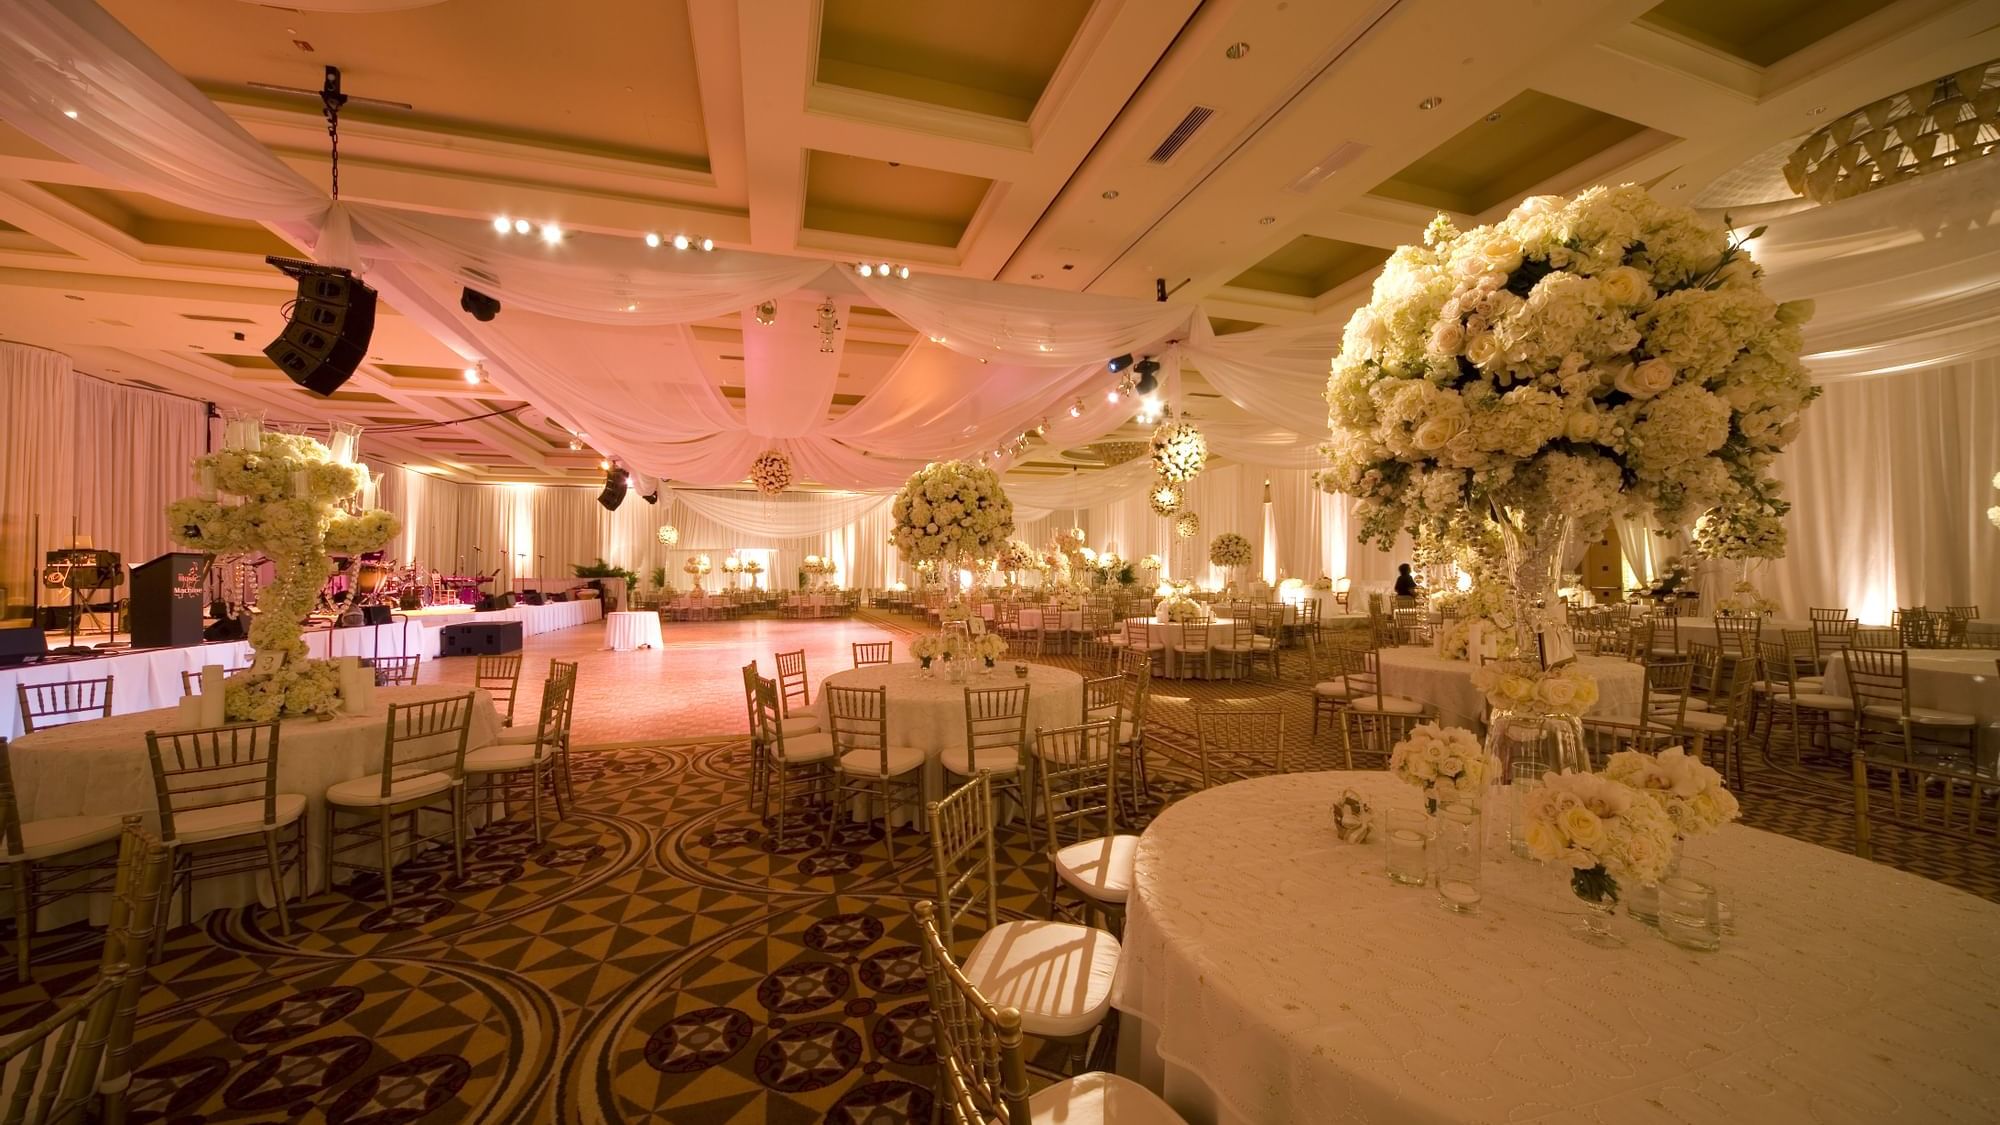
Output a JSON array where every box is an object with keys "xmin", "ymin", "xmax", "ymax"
[
  {"xmin": 1378, "ymin": 647, "xmax": 1643, "ymax": 729},
  {"xmin": 1138, "ymin": 617, "xmax": 1241, "ymax": 680},
  {"xmin": 815, "ymin": 662, "xmax": 1084, "ymax": 823},
  {"xmin": 1822, "ymin": 648, "xmax": 2000, "ymax": 773},
  {"xmin": 1666, "ymin": 615, "xmax": 1812, "ymax": 650},
  {"xmin": 1113, "ymin": 771, "xmax": 2000, "ymax": 1125},
  {"xmin": 6, "ymin": 684, "xmax": 501, "ymax": 923},
  {"xmin": 604, "ymin": 609, "xmax": 664, "ymax": 650}
]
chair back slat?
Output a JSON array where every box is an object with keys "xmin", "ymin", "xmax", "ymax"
[
  {"xmin": 0, "ymin": 739, "xmax": 24, "ymax": 857},
  {"xmin": 827, "ymin": 684, "xmax": 894, "ymax": 775},
  {"xmin": 774, "ymin": 649, "xmax": 812, "ymax": 714},
  {"xmin": 1852, "ymin": 752, "xmax": 1999, "ymax": 859},
  {"xmin": 16, "ymin": 676, "xmax": 114, "ymax": 733},
  {"xmin": 926, "ymin": 772, "xmax": 998, "ymax": 944},
  {"xmin": 144, "ymin": 720, "xmax": 284, "ymax": 840},
  {"xmin": 1035, "ymin": 721, "xmax": 1117, "ymax": 852},
  {"xmin": 962, "ymin": 686, "xmax": 1029, "ymax": 757},
  {"xmin": 0, "ymin": 965, "xmax": 128, "ymax": 1124},
  {"xmin": 1193, "ymin": 707, "xmax": 1286, "ymax": 788},
  {"xmin": 852, "ymin": 642, "xmax": 893, "ymax": 669},
  {"xmin": 370, "ymin": 654, "xmax": 422, "ymax": 687},
  {"xmin": 376, "ymin": 694, "xmax": 475, "ymax": 797},
  {"xmin": 98, "ymin": 816, "xmax": 168, "ymax": 1120},
  {"xmin": 475, "ymin": 653, "xmax": 524, "ymax": 725},
  {"xmin": 913, "ymin": 899, "xmax": 1031, "ymax": 1125}
]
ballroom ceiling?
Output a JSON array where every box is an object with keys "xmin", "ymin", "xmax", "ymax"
[{"xmin": 0, "ymin": 0, "xmax": 1992, "ymax": 485}]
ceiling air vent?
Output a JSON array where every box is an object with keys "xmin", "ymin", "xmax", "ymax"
[{"xmin": 1146, "ymin": 105, "xmax": 1216, "ymax": 165}]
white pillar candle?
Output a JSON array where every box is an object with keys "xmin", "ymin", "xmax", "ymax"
[
  {"xmin": 176, "ymin": 695, "xmax": 203, "ymax": 729},
  {"xmin": 199, "ymin": 665, "xmax": 227, "ymax": 726}
]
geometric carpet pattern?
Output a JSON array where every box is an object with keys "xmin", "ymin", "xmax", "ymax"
[{"xmin": 1, "ymin": 612, "xmax": 1993, "ymax": 1123}]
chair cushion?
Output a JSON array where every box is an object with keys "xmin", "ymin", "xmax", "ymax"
[
  {"xmin": 171, "ymin": 793, "xmax": 307, "ymax": 844},
  {"xmin": 0, "ymin": 814, "xmax": 123, "ymax": 863},
  {"xmin": 1085, "ymin": 704, "xmax": 1118, "ymax": 722},
  {"xmin": 773, "ymin": 731, "xmax": 838, "ymax": 764},
  {"xmin": 494, "ymin": 726, "xmax": 543, "ymax": 746},
  {"xmin": 836, "ymin": 744, "xmax": 928, "ymax": 777},
  {"xmin": 962, "ymin": 919, "xmax": 1121, "ymax": 1040},
  {"xmin": 1773, "ymin": 692, "xmax": 1854, "ymax": 712},
  {"xmin": 1055, "ymin": 835, "xmax": 1139, "ymax": 905},
  {"xmin": 1683, "ymin": 698, "xmax": 1710, "ymax": 712},
  {"xmin": 778, "ymin": 713, "xmax": 821, "ymax": 737},
  {"xmin": 464, "ymin": 744, "xmax": 543, "ymax": 772},
  {"xmin": 1312, "ymin": 681, "xmax": 1355, "ymax": 699},
  {"xmin": 1348, "ymin": 694, "xmax": 1426, "ymax": 716},
  {"xmin": 326, "ymin": 770, "xmax": 454, "ymax": 807},
  {"xmin": 940, "ymin": 743, "xmax": 1021, "ymax": 777},
  {"xmin": 1027, "ymin": 1071, "xmax": 1184, "ymax": 1124},
  {"xmin": 1677, "ymin": 710, "xmax": 1729, "ymax": 733},
  {"xmin": 1862, "ymin": 703, "xmax": 1977, "ymax": 727}
]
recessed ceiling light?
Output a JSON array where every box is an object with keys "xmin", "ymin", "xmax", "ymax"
[
  {"xmin": 1101, "ymin": 190, "xmax": 1120, "ymax": 199},
  {"xmin": 538, "ymin": 223, "xmax": 563, "ymax": 244},
  {"xmin": 492, "ymin": 216, "xmax": 511, "ymax": 234},
  {"xmin": 1258, "ymin": 216, "xmax": 1276, "ymax": 225},
  {"xmin": 1225, "ymin": 42, "xmax": 1251, "ymax": 60},
  {"xmin": 1419, "ymin": 96, "xmax": 1444, "ymax": 111},
  {"xmin": 1485, "ymin": 111, "xmax": 1502, "ymax": 122},
  {"xmin": 644, "ymin": 231, "xmax": 661, "ymax": 248},
  {"xmin": 1806, "ymin": 105, "xmax": 1828, "ymax": 116},
  {"xmin": 512, "ymin": 218, "xmax": 531, "ymax": 235},
  {"xmin": 62, "ymin": 109, "xmax": 79, "ymax": 120}
]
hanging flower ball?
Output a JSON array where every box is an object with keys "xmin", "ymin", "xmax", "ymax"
[
  {"xmin": 1149, "ymin": 480, "xmax": 1183, "ymax": 517},
  {"xmin": 1151, "ymin": 417, "xmax": 1208, "ymax": 483},
  {"xmin": 1174, "ymin": 512, "xmax": 1201, "ymax": 540},
  {"xmin": 1209, "ymin": 532, "xmax": 1253, "ymax": 568},
  {"xmin": 749, "ymin": 449, "xmax": 793, "ymax": 496},
  {"xmin": 657, "ymin": 525, "xmax": 680, "ymax": 546}
]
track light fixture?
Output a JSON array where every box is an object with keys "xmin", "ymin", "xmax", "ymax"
[
  {"xmin": 462, "ymin": 364, "xmax": 481, "ymax": 385},
  {"xmin": 648, "ymin": 232, "xmax": 713, "ymax": 252},
  {"xmin": 754, "ymin": 301, "xmax": 777, "ymax": 326},
  {"xmin": 1133, "ymin": 356, "xmax": 1161, "ymax": 396},
  {"xmin": 460, "ymin": 287, "xmax": 501, "ymax": 322},
  {"xmin": 854, "ymin": 262, "xmax": 913, "ymax": 279},
  {"xmin": 1069, "ymin": 399, "xmax": 1084, "ymax": 418},
  {"xmin": 1107, "ymin": 353, "xmax": 1134, "ymax": 374}
]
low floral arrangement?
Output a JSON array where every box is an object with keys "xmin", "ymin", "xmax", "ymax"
[
  {"xmin": 1388, "ymin": 723, "xmax": 1496, "ymax": 812},
  {"xmin": 1520, "ymin": 769, "xmax": 1679, "ymax": 906},
  {"xmin": 1602, "ymin": 746, "xmax": 1741, "ymax": 839},
  {"xmin": 996, "ymin": 539, "xmax": 1037, "ymax": 573},
  {"xmin": 1314, "ymin": 575, "xmax": 1335, "ymax": 590},
  {"xmin": 1716, "ymin": 579, "xmax": 1780, "ymax": 616},
  {"xmin": 891, "ymin": 460, "xmax": 1015, "ymax": 565},
  {"xmin": 940, "ymin": 600, "xmax": 971, "ymax": 625},
  {"xmin": 1208, "ymin": 532, "xmax": 1253, "ymax": 569},
  {"xmin": 749, "ymin": 449, "xmax": 793, "ymax": 496},
  {"xmin": 1471, "ymin": 658, "xmax": 1601, "ymax": 714},
  {"xmin": 1050, "ymin": 589, "xmax": 1088, "ymax": 611},
  {"xmin": 1157, "ymin": 593, "xmax": 1211, "ymax": 624},
  {"xmin": 1174, "ymin": 512, "xmax": 1200, "ymax": 540},
  {"xmin": 1429, "ymin": 579, "xmax": 1517, "ymax": 662},
  {"xmin": 1138, "ymin": 554, "xmax": 1163, "ymax": 572},
  {"xmin": 971, "ymin": 632, "xmax": 1008, "ymax": 664},
  {"xmin": 911, "ymin": 631, "xmax": 970, "ymax": 667},
  {"xmin": 1435, "ymin": 616, "xmax": 1518, "ymax": 663},
  {"xmin": 683, "ymin": 556, "xmax": 711, "ymax": 576},
  {"xmin": 1151, "ymin": 416, "xmax": 1208, "ymax": 483},
  {"xmin": 1149, "ymin": 480, "xmax": 1183, "ymax": 517},
  {"xmin": 224, "ymin": 659, "xmax": 346, "ymax": 724}
]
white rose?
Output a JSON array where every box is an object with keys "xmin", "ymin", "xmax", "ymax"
[
  {"xmin": 1776, "ymin": 299, "xmax": 1815, "ymax": 325},
  {"xmin": 1465, "ymin": 333, "xmax": 1504, "ymax": 368},
  {"xmin": 1563, "ymin": 410, "xmax": 1600, "ymax": 442},
  {"xmin": 1523, "ymin": 819, "xmax": 1563, "ymax": 860},
  {"xmin": 1500, "ymin": 674, "xmax": 1536, "ymax": 703},
  {"xmin": 1598, "ymin": 266, "xmax": 1652, "ymax": 305},
  {"xmin": 1536, "ymin": 675, "xmax": 1581, "ymax": 709},
  {"xmin": 1560, "ymin": 806, "xmax": 1606, "ymax": 849},
  {"xmin": 1429, "ymin": 321, "xmax": 1466, "ymax": 355},
  {"xmin": 1614, "ymin": 358, "xmax": 1676, "ymax": 398},
  {"xmin": 1412, "ymin": 415, "xmax": 1464, "ymax": 452}
]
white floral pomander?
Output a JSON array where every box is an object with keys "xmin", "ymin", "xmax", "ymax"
[
  {"xmin": 890, "ymin": 460, "xmax": 1015, "ymax": 565},
  {"xmin": 1208, "ymin": 532, "xmax": 1253, "ymax": 569},
  {"xmin": 1148, "ymin": 480, "xmax": 1183, "ymax": 517},
  {"xmin": 1174, "ymin": 512, "xmax": 1200, "ymax": 540},
  {"xmin": 1603, "ymin": 746, "xmax": 1741, "ymax": 838},
  {"xmin": 1388, "ymin": 723, "xmax": 1496, "ymax": 811},
  {"xmin": 656, "ymin": 525, "xmax": 680, "ymax": 546},
  {"xmin": 1319, "ymin": 184, "xmax": 1818, "ymax": 549},
  {"xmin": 1151, "ymin": 417, "xmax": 1208, "ymax": 483},
  {"xmin": 749, "ymin": 449, "xmax": 793, "ymax": 496}
]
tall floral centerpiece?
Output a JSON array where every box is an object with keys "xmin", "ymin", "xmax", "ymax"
[
  {"xmin": 1208, "ymin": 532, "xmax": 1252, "ymax": 592},
  {"xmin": 893, "ymin": 460, "xmax": 1014, "ymax": 654},
  {"xmin": 1690, "ymin": 501, "xmax": 1786, "ymax": 615},
  {"xmin": 167, "ymin": 431, "xmax": 400, "ymax": 720},
  {"xmin": 1322, "ymin": 184, "xmax": 1818, "ymax": 773}
]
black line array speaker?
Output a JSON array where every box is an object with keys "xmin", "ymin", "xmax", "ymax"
[{"xmin": 263, "ymin": 259, "xmax": 377, "ymax": 396}]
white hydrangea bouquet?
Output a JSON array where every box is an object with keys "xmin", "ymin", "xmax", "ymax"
[
  {"xmin": 1602, "ymin": 746, "xmax": 1741, "ymax": 840},
  {"xmin": 167, "ymin": 431, "xmax": 399, "ymax": 721},
  {"xmin": 940, "ymin": 599, "xmax": 971, "ymax": 625},
  {"xmin": 910, "ymin": 632, "xmax": 967, "ymax": 669},
  {"xmin": 1690, "ymin": 500, "xmax": 1786, "ymax": 561},
  {"xmin": 891, "ymin": 460, "xmax": 1015, "ymax": 567},
  {"xmin": 1471, "ymin": 658, "xmax": 1601, "ymax": 714},
  {"xmin": 1520, "ymin": 769, "xmax": 1678, "ymax": 911},
  {"xmin": 1050, "ymin": 589, "xmax": 1089, "ymax": 611},
  {"xmin": 1138, "ymin": 554, "xmax": 1163, "ymax": 573},
  {"xmin": 1388, "ymin": 723, "xmax": 1497, "ymax": 812}
]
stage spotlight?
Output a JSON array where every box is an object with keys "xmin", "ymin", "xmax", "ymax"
[
  {"xmin": 1133, "ymin": 357, "xmax": 1161, "ymax": 396},
  {"xmin": 642, "ymin": 487, "xmax": 659, "ymax": 504},
  {"xmin": 1107, "ymin": 353, "xmax": 1134, "ymax": 373},
  {"xmin": 644, "ymin": 231, "xmax": 661, "ymax": 248},
  {"xmin": 597, "ymin": 467, "xmax": 628, "ymax": 511},
  {"xmin": 262, "ymin": 255, "xmax": 376, "ymax": 396},
  {"xmin": 672, "ymin": 233, "xmax": 691, "ymax": 251},
  {"xmin": 460, "ymin": 288, "xmax": 501, "ymax": 322}
]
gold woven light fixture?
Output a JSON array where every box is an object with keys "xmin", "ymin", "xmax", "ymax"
[{"xmin": 1787, "ymin": 60, "xmax": 1998, "ymax": 204}]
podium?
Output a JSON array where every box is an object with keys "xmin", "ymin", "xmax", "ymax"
[{"xmin": 129, "ymin": 552, "xmax": 210, "ymax": 649}]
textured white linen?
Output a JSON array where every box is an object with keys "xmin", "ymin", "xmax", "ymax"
[
  {"xmin": 8, "ymin": 684, "xmax": 500, "ymax": 919},
  {"xmin": 603, "ymin": 611, "xmax": 662, "ymax": 651},
  {"xmin": 1377, "ymin": 648, "xmax": 1641, "ymax": 729},
  {"xmin": 1113, "ymin": 771, "xmax": 2000, "ymax": 1125},
  {"xmin": 0, "ymin": 619, "xmax": 426, "ymax": 738},
  {"xmin": 1135, "ymin": 618, "xmax": 1239, "ymax": 681},
  {"xmin": 1822, "ymin": 648, "xmax": 2000, "ymax": 769}
]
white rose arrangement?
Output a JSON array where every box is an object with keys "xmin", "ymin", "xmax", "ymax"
[
  {"xmin": 1520, "ymin": 769, "xmax": 1679, "ymax": 904},
  {"xmin": 996, "ymin": 539, "xmax": 1037, "ymax": 574},
  {"xmin": 1716, "ymin": 579, "xmax": 1780, "ymax": 617},
  {"xmin": 910, "ymin": 634, "xmax": 944, "ymax": 664},
  {"xmin": 1602, "ymin": 746, "xmax": 1741, "ymax": 839},
  {"xmin": 1388, "ymin": 723, "xmax": 1496, "ymax": 811},
  {"xmin": 749, "ymin": 449, "xmax": 793, "ymax": 496},
  {"xmin": 1690, "ymin": 500, "xmax": 1786, "ymax": 561},
  {"xmin": 971, "ymin": 633, "xmax": 1008, "ymax": 663},
  {"xmin": 1319, "ymin": 185, "xmax": 1818, "ymax": 551},
  {"xmin": 1050, "ymin": 589, "xmax": 1088, "ymax": 611},
  {"xmin": 1157, "ymin": 593, "xmax": 1211, "ymax": 624},
  {"xmin": 1208, "ymin": 532, "xmax": 1253, "ymax": 569},
  {"xmin": 891, "ymin": 461, "xmax": 1015, "ymax": 566},
  {"xmin": 940, "ymin": 599, "xmax": 971, "ymax": 625},
  {"xmin": 1138, "ymin": 554, "xmax": 1163, "ymax": 573},
  {"xmin": 1470, "ymin": 658, "xmax": 1601, "ymax": 715},
  {"xmin": 1151, "ymin": 416, "xmax": 1208, "ymax": 483},
  {"xmin": 1174, "ymin": 512, "xmax": 1200, "ymax": 541}
]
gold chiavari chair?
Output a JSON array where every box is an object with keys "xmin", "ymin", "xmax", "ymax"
[
  {"xmin": 1111, "ymin": 659, "xmax": 1153, "ymax": 800},
  {"xmin": 145, "ymin": 719, "xmax": 306, "ymax": 934},
  {"xmin": 16, "ymin": 676, "xmax": 114, "ymax": 734},
  {"xmin": 1077, "ymin": 605, "xmax": 1117, "ymax": 666},
  {"xmin": 1895, "ymin": 608, "xmax": 1940, "ymax": 650},
  {"xmin": 1755, "ymin": 639, "xmax": 1851, "ymax": 769},
  {"xmin": 1845, "ymin": 648, "xmax": 1979, "ymax": 769},
  {"xmin": 1192, "ymin": 707, "xmax": 1286, "ymax": 789},
  {"xmin": 0, "ymin": 738, "xmax": 124, "ymax": 977},
  {"xmin": 1780, "ymin": 629, "xmax": 1827, "ymax": 693},
  {"xmin": 324, "ymin": 693, "xmax": 475, "ymax": 904},
  {"xmin": 740, "ymin": 662, "xmax": 768, "ymax": 810},
  {"xmin": 1680, "ymin": 656, "xmax": 1757, "ymax": 787},
  {"xmin": 1851, "ymin": 751, "xmax": 1999, "ymax": 862},
  {"xmin": 1035, "ymin": 720, "xmax": 1136, "ymax": 933},
  {"xmin": 475, "ymin": 653, "xmax": 525, "ymax": 726},
  {"xmin": 544, "ymin": 659, "xmax": 581, "ymax": 803},
  {"xmin": 1712, "ymin": 616, "xmax": 1762, "ymax": 674},
  {"xmin": 945, "ymin": 686, "xmax": 1030, "ymax": 841},
  {"xmin": 772, "ymin": 649, "xmax": 822, "ymax": 735},
  {"xmin": 1170, "ymin": 619, "xmax": 1212, "ymax": 680},
  {"xmin": 97, "ymin": 814, "xmax": 169, "ymax": 1124},
  {"xmin": 754, "ymin": 675, "xmax": 835, "ymax": 848},
  {"xmin": 0, "ymin": 962, "xmax": 130, "ymax": 1124},
  {"xmin": 851, "ymin": 641, "xmax": 894, "ymax": 669},
  {"xmin": 824, "ymin": 685, "xmax": 927, "ymax": 860},
  {"xmin": 923, "ymin": 773, "xmax": 1123, "ymax": 1076},
  {"xmin": 1332, "ymin": 646, "xmax": 1427, "ymax": 768},
  {"xmin": 370, "ymin": 654, "xmax": 421, "ymax": 687},
  {"xmin": 1644, "ymin": 612, "xmax": 1680, "ymax": 658},
  {"xmin": 1107, "ymin": 618, "xmax": 1165, "ymax": 677},
  {"xmin": 462, "ymin": 673, "xmax": 571, "ymax": 844}
]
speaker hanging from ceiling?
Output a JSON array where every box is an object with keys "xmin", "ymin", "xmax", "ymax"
[
  {"xmin": 263, "ymin": 256, "xmax": 377, "ymax": 396},
  {"xmin": 598, "ymin": 466, "xmax": 628, "ymax": 511},
  {"xmin": 460, "ymin": 287, "xmax": 501, "ymax": 321}
]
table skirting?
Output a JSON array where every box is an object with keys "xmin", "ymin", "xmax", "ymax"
[
  {"xmin": 604, "ymin": 610, "xmax": 664, "ymax": 651},
  {"xmin": 409, "ymin": 598, "xmax": 601, "ymax": 656},
  {"xmin": 1113, "ymin": 771, "xmax": 2000, "ymax": 1125}
]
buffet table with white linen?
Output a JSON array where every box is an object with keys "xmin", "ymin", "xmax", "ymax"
[
  {"xmin": 1114, "ymin": 771, "xmax": 2000, "ymax": 1125},
  {"xmin": 1377, "ymin": 647, "xmax": 1643, "ymax": 729},
  {"xmin": 1822, "ymin": 648, "xmax": 2000, "ymax": 771},
  {"xmin": 604, "ymin": 610, "xmax": 664, "ymax": 651},
  {"xmin": 406, "ymin": 598, "xmax": 602, "ymax": 656},
  {"xmin": 6, "ymin": 684, "xmax": 502, "ymax": 921},
  {"xmin": 814, "ymin": 662, "xmax": 1083, "ymax": 823},
  {"xmin": 0, "ymin": 618, "xmax": 426, "ymax": 739}
]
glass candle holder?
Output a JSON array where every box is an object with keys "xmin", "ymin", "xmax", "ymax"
[
  {"xmin": 1382, "ymin": 808, "xmax": 1429, "ymax": 886},
  {"xmin": 1506, "ymin": 760, "xmax": 1544, "ymax": 859},
  {"xmin": 1433, "ymin": 802, "xmax": 1482, "ymax": 913},
  {"xmin": 1658, "ymin": 857, "xmax": 1722, "ymax": 952}
]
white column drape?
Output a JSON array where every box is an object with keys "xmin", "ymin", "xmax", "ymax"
[{"xmin": 0, "ymin": 344, "xmax": 78, "ymax": 612}]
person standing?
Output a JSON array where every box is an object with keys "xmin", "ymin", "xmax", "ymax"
[{"xmin": 1393, "ymin": 563, "xmax": 1419, "ymax": 598}]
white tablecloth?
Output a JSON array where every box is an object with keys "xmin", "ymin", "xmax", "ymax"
[
  {"xmin": 410, "ymin": 598, "xmax": 601, "ymax": 656},
  {"xmin": 1114, "ymin": 771, "xmax": 2000, "ymax": 1125},
  {"xmin": 604, "ymin": 610, "xmax": 664, "ymax": 651},
  {"xmin": 815, "ymin": 662, "xmax": 1083, "ymax": 822},
  {"xmin": 1135, "ymin": 617, "xmax": 1244, "ymax": 680},
  {"xmin": 1663, "ymin": 616, "xmax": 1811, "ymax": 650},
  {"xmin": 0, "ymin": 619, "xmax": 426, "ymax": 739},
  {"xmin": 1823, "ymin": 648, "xmax": 2000, "ymax": 771},
  {"xmin": 1377, "ymin": 648, "xmax": 1642, "ymax": 729},
  {"xmin": 977, "ymin": 605, "xmax": 1086, "ymax": 633},
  {"xmin": 7, "ymin": 684, "xmax": 501, "ymax": 920}
]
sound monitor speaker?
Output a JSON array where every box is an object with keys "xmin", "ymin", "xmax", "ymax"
[
  {"xmin": 263, "ymin": 257, "xmax": 377, "ymax": 396},
  {"xmin": 361, "ymin": 605, "xmax": 393, "ymax": 626},
  {"xmin": 0, "ymin": 626, "xmax": 48, "ymax": 666}
]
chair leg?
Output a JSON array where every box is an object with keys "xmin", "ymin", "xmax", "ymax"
[
  {"xmin": 179, "ymin": 850, "xmax": 194, "ymax": 927},
  {"xmin": 528, "ymin": 766, "xmax": 545, "ymax": 845},
  {"xmin": 547, "ymin": 759, "xmax": 566, "ymax": 821},
  {"xmin": 324, "ymin": 808, "xmax": 339, "ymax": 895},
  {"xmin": 263, "ymin": 832, "xmax": 293, "ymax": 935},
  {"xmin": 879, "ymin": 778, "xmax": 896, "ymax": 864},
  {"xmin": 449, "ymin": 789, "xmax": 467, "ymax": 882},
  {"xmin": 10, "ymin": 862, "xmax": 33, "ymax": 979},
  {"xmin": 378, "ymin": 808, "xmax": 396, "ymax": 906}
]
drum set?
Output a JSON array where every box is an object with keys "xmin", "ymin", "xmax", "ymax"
[{"xmin": 323, "ymin": 552, "xmax": 495, "ymax": 609}]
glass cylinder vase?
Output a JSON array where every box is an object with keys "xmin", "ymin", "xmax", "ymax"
[{"xmin": 1433, "ymin": 803, "xmax": 1483, "ymax": 913}]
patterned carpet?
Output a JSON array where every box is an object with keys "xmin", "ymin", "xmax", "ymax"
[{"xmin": 2, "ymin": 610, "xmax": 1993, "ymax": 1123}]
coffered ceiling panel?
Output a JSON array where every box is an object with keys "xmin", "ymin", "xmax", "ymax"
[
  {"xmin": 802, "ymin": 150, "xmax": 991, "ymax": 247},
  {"xmin": 1638, "ymin": 0, "xmax": 1901, "ymax": 67},
  {"xmin": 1227, "ymin": 236, "xmax": 1391, "ymax": 300},
  {"xmin": 816, "ymin": 0, "xmax": 1094, "ymax": 121}
]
